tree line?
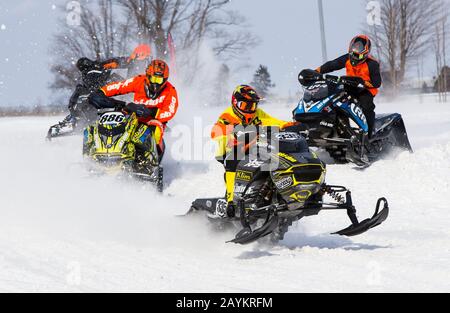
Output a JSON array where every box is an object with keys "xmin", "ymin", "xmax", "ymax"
[
  {"xmin": 366, "ymin": 0, "xmax": 449, "ymax": 99},
  {"xmin": 50, "ymin": 0, "xmax": 256, "ymax": 95}
]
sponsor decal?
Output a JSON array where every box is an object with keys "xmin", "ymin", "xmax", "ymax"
[
  {"xmin": 170, "ymin": 96, "xmax": 177, "ymax": 112},
  {"xmin": 320, "ymin": 121, "xmax": 334, "ymax": 128},
  {"xmin": 106, "ymin": 78, "xmax": 134, "ymax": 91},
  {"xmin": 275, "ymin": 132, "xmax": 301, "ymax": 141},
  {"xmin": 278, "ymin": 153, "xmax": 297, "ymax": 163},
  {"xmin": 235, "ymin": 184, "xmax": 253, "ymax": 194},
  {"xmin": 215, "ymin": 199, "xmax": 228, "ymax": 218},
  {"xmin": 244, "ymin": 159, "xmax": 265, "ymax": 168},
  {"xmin": 350, "ymin": 103, "xmax": 367, "ymax": 125},
  {"xmin": 236, "ymin": 171, "xmax": 252, "ymax": 182},
  {"xmin": 275, "ymin": 176, "xmax": 294, "ymax": 190},
  {"xmin": 136, "ymin": 96, "xmax": 166, "ymax": 107},
  {"xmin": 159, "ymin": 111, "xmax": 172, "ymax": 119}
]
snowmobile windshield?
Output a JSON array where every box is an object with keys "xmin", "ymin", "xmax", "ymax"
[
  {"xmin": 303, "ymin": 83, "xmax": 329, "ymax": 102},
  {"xmin": 83, "ymin": 70, "xmax": 111, "ymax": 88}
]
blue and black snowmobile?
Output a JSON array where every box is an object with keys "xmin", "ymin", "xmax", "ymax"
[{"xmin": 293, "ymin": 69, "xmax": 413, "ymax": 166}]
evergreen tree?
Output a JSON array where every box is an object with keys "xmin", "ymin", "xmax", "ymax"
[
  {"xmin": 251, "ymin": 65, "xmax": 275, "ymax": 99},
  {"xmin": 212, "ymin": 64, "xmax": 231, "ymax": 106}
]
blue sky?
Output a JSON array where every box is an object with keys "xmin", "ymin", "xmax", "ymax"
[
  {"xmin": 0, "ymin": 0, "xmax": 444, "ymax": 106},
  {"xmin": 228, "ymin": 0, "xmax": 369, "ymax": 96}
]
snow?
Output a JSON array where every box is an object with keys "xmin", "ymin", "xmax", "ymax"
[
  {"xmin": 0, "ymin": 94, "xmax": 449, "ymax": 292},
  {"xmin": 0, "ymin": 24, "xmax": 6, "ymax": 31}
]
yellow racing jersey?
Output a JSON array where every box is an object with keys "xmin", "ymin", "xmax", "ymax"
[{"xmin": 211, "ymin": 107, "xmax": 295, "ymax": 159}]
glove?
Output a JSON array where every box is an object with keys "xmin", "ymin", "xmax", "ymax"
[
  {"xmin": 114, "ymin": 101, "xmax": 126, "ymax": 111},
  {"xmin": 124, "ymin": 103, "xmax": 154, "ymax": 119},
  {"xmin": 102, "ymin": 62, "xmax": 119, "ymax": 70}
]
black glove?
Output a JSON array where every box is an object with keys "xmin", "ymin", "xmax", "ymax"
[
  {"xmin": 114, "ymin": 101, "xmax": 126, "ymax": 111},
  {"xmin": 124, "ymin": 103, "xmax": 155, "ymax": 119},
  {"xmin": 89, "ymin": 90, "xmax": 125, "ymax": 110},
  {"xmin": 340, "ymin": 76, "xmax": 365, "ymax": 91}
]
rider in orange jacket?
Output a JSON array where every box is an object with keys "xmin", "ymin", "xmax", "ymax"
[
  {"xmin": 316, "ymin": 35, "xmax": 382, "ymax": 138},
  {"xmin": 90, "ymin": 59, "xmax": 179, "ymax": 165}
]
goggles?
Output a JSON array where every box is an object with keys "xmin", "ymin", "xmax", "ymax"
[
  {"xmin": 351, "ymin": 51, "xmax": 366, "ymax": 60},
  {"xmin": 237, "ymin": 101, "xmax": 258, "ymax": 113},
  {"xmin": 149, "ymin": 75, "xmax": 164, "ymax": 85}
]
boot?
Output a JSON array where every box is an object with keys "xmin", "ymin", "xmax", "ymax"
[
  {"xmin": 208, "ymin": 201, "xmax": 235, "ymax": 220},
  {"xmin": 359, "ymin": 133, "xmax": 371, "ymax": 164}
]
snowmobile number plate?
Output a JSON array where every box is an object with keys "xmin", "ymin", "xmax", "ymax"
[{"xmin": 99, "ymin": 112, "xmax": 126, "ymax": 126}]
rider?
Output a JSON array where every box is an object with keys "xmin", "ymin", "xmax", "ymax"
[
  {"xmin": 89, "ymin": 59, "xmax": 179, "ymax": 168},
  {"xmin": 316, "ymin": 35, "xmax": 382, "ymax": 139},
  {"xmin": 210, "ymin": 85, "xmax": 296, "ymax": 219},
  {"xmin": 53, "ymin": 44, "xmax": 152, "ymax": 133}
]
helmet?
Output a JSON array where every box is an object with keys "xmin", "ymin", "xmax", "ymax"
[
  {"xmin": 76, "ymin": 58, "xmax": 96, "ymax": 73},
  {"xmin": 231, "ymin": 85, "xmax": 261, "ymax": 125},
  {"xmin": 145, "ymin": 59, "xmax": 169, "ymax": 99},
  {"xmin": 130, "ymin": 44, "xmax": 152, "ymax": 61},
  {"xmin": 349, "ymin": 35, "xmax": 371, "ymax": 66},
  {"xmin": 76, "ymin": 58, "xmax": 109, "ymax": 88}
]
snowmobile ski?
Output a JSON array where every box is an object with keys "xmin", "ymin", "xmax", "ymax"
[{"xmin": 334, "ymin": 197, "xmax": 389, "ymax": 236}]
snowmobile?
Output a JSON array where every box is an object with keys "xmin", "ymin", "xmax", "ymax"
[
  {"xmin": 189, "ymin": 127, "xmax": 389, "ymax": 245},
  {"xmin": 47, "ymin": 96, "xmax": 98, "ymax": 141},
  {"xmin": 82, "ymin": 110, "xmax": 164, "ymax": 192},
  {"xmin": 293, "ymin": 69, "xmax": 413, "ymax": 166},
  {"xmin": 47, "ymin": 71, "xmax": 125, "ymax": 141}
]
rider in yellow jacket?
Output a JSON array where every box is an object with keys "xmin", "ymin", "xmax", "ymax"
[{"xmin": 211, "ymin": 85, "xmax": 295, "ymax": 218}]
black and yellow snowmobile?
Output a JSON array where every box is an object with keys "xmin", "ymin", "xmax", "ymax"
[
  {"xmin": 83, "ymin": 110, "xmax": 164, "ymax": 192},
  {"xmin": 189, "ymin": 127, "xmax": 389, "ymax": 244}
]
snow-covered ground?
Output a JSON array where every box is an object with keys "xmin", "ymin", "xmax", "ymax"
[{"xmin": 0, "ymin": 94, "xmax": 449, "ymax": 292}]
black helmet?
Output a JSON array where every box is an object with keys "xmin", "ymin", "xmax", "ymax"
[
  {"xmin": 77, "ymin": 58, "xmax": 109, "ymax": 88},
  {"xmin": 76, "ymin": 58, "xmax": 96, "ymax": 73},
  {"xmin": 349, "ymin": 35, "xmax": 372, "ymax": 66}
]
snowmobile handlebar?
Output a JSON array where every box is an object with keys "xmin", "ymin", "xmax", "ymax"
[
  {"xmin": 323, "ymin": 74, "xmax": 365, "ymax": 90},
  {"xmin": 298, "ymin": 69, "xmax": 366, "ymax": 91}
]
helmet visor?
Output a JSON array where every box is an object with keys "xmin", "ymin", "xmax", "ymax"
[
  {"xmin": 350, "ymin": 40, "xmax": 367, "ymax": 60},
  {"xmin": 149, "ymin": 75, "xmax": 164, "ymax": 85},
  {"xmin": 237, "ymin": 101, "xmax": 258, "ymax": 113}
]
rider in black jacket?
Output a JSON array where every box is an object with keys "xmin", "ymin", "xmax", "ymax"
[{"xmin": 47, "ymin": 45, "xmax": 152, "ymax": 139}]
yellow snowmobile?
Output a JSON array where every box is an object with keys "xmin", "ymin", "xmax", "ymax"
[
  {"xmin": 83, "ymin": 110, "xmax": 164, "ymax": 192},
  {"xmin": 190, "ymin": 127, "xmax": 389, "ymax": 244}
]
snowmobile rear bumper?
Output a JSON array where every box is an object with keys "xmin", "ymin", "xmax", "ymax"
[{"xmin": 47, "ymin": 122, "xmax": 76, "ymax": 141}]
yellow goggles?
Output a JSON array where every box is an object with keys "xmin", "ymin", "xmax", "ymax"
[{"xmin": 149, "ymin": 75, "xmax": 164, "ymax": 84}]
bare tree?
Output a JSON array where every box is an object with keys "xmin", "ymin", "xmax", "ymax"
[
  {"xmin": 367, "ymin": 0, "xmax": 442, "ymax": 93},
  {"xmin": 115, "ymin": 0, "xmax": 256, "ymax": 59},
  {"xmin": 432, "ymin": 0, "xmax": 449, "ymax": 102},
  {"xmin": 50, "ymin": 0, "xmax": 256, "ymax": 97},
  {"xmin": 50, "ymin": 0, "xmax": 132, "ymax": 92}
]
